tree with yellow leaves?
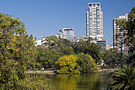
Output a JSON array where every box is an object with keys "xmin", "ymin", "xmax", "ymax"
[{"xmin": 0, "ymin": 13, "xmax": 37, "ymax": 89}]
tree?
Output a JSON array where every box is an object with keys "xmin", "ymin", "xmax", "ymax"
[
  {"xmin": 0, "ymin": 13, "xmax": 37, "ymax": 89},
  {"xmin": 85, "ymin": 43, "xmax": 101, "ymax": 63},
  {"xmin": 101, "ymin": 48, "xmax": 127, "ymax": 68},
  {"xmin": 72, "ymin": 39, "xmax": 101, "ymax": 63},
  {"xmin": 77, "ymin": 53, "xmax": 98, "ymax": 73},
  {"xmin": 126, "ymin": 7, "xmax": 135, "ymax": 64},
  {"xmin": 37, "ymin": 38, "xmax": 74, "ymax": 69},
  {"xmin": 60, "ymin": 46, "xmax": 75, "ymax": 55},
  {"xmin": 117, "ymin": 7, "xmax": 135, "ymax": 65},
  {"xmin": 55, "ymin": 55, "xmax": 79, "ymax": 74},
  {"xmin": 37, "ymin": 47, "xmax": 60, "ymax": 69},
  {"xmin": 58, "ymin": 38, "xmax": 74, "ymax": 55},
  {"xmin": 55, "ymin": 54, "xmax": 98, "ymax": 74},
  {"xmin": 110, "ymin": 65, "xmax": 135, "ymax": 90},
  {"xmin": 72, "ymin": 39, "xmax": 87, "ymax": 53},
  {"xmin": 42, "ymin": 35, "xmax": 58, "ymax": 50}
]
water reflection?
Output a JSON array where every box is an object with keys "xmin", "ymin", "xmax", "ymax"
[{"xmin": 44, "ymin": 72, "xmax": 112, "ymax": 90}]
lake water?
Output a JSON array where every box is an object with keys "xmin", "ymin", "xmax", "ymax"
[{"xmin": 28, "ymin": 72, "xmax": 112, "ymax": 90}]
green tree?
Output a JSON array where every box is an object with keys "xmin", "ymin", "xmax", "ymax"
[
  {"xmin": 85, "ymin": 43, "xmax": 101, "ymax": 63},
  {"xmin": 37, "ymin": 48, "xmax": 60, "ymax": 69},
  {"xmin": 37, "ymin": 37, "xmax": 74, "ymax": 69},
  {"xmin": 60, "ymin": 46, "xmax": 74, "ymax": 55},
  {"xmin": 110, "ymin": 65, "xmax": 135, "ymax": 90},
  {"xmin": 117, "ymin": 7, "xmax": 135, "ymax": 65},
  {"xmin": 72, "ymin": 39, "xmax": 101, "ymax": 63},
  {"xmin": 126, "ymin": 7, "xmax": 135, "ymax": 64},
  {"xmin": 102, "ymin": 49, "xmax": 123, "ymax": 68},
  {"xmin": 55, "ymin": 55, "xmax": 79, "ymax": 74},
  {"xmin": 72, "ymin": 39, "xmax": 87, "ymax": 53},
  {"xmin": 0, "ymin": 13, "xmax": 36, "ymax": 89},
  {"xmin": 42, "ymin": 35, "xmax": 58, "ymax": 50},
  {"xmin": 77, "ymin": 53, "xmax": 98, "ymax": 73},
  {"xmin": 58, "ymin": 38, "xmax": 74, "ymax": 55}
]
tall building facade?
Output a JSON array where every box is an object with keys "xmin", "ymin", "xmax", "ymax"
[
  {"xmin": 86, "ymin": 3, "xmax": 103, "ymax": 41},
  {"xmin": 56, "ymin": 28, "xmax": 78, "ymax": 42},
  {"xmin": 62, "ymin": 28, "xmax": 74, "ymax": 40},
  {"xmin": 113, "ymin": 14, "xmax": 128, "ymax": 52}
]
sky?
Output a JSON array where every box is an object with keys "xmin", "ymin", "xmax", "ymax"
[{"xmin": 0, "ymin": 0, "xmax": 134, "ymax": 44}]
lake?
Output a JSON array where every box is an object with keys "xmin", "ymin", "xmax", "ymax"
[{"xmin": 28, "ymin": 72, "xmax": 112, "ymax": 90}]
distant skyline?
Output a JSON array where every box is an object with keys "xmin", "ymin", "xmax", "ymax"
[{"xmin": 0, "ymin": 0, "xmax": 134, "ymax": 44}]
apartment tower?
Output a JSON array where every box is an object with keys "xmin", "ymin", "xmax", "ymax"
[
  {"xmin": 86, "ymin": 3, "xmax": 103, "ymax": 41},
  {"xmin": 113, "ymin": 14, "xmax": 128, "ymax": 52}
]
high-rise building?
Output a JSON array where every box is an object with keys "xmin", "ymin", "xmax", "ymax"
[
  {"xmin": 56, "ymin": 28, "xmax": 78, "ymax": 42},
  {"xmin": 86, "ymin": 3, "xmax": 103, "ymax": 41},
  {"xmin": 97, "ymin": 40, "xmax": 106, "ymax": 51},
  {"xmin": 113, "ymin": 14, "xmax": 128, "ymax": 52}
]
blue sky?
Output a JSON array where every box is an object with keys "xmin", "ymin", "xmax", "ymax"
[{"xmin": 0, "ymin": 0, "xmax": 134, "ymax": 44}]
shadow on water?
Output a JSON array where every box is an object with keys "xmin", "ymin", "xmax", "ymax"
[{"xmin": 27, "ymin": 72, "xmax": 112, "ymax": 90}]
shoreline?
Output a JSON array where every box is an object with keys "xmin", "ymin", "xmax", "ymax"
[
  {"xmin": 98, "ymin": 68, "xmax": 118, "ymax": 72},
  {"xmin": 25, "ymin": 69, "xmax": 118, "ymax": 74},
  {"xmin": 25, "ymin": 70, "xmax": 56, "ymax": 74}
]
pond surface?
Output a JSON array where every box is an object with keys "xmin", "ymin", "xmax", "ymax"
[{"xmin": 28, "ymin": 72, "xmax": 112, "ymax": 90}]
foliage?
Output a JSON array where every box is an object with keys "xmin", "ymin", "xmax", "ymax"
[
  {"xmin": 37, "ymin": 46, "xmax": 61, "ymax": 69},
  {"xmin": 110, "ymin": 65, "xmax": 135, "ymax": 90},
  {"xmin": 38, "ymin": 35, "xmax": 101, "ymax": 70},
  {"xmin": 0, "ymin": 13, "xmax": 37, "ymax": 89},
  {"xmin": 102, "ymin": 48, "xmax": 127, "ymax": 68},
  {"xmin": 37, "ymin": 37, "xmax": 74, "ymax": 69},
  {"xmin": 117, "ymin": 7, "xmax": 135, "ymax": 65},
  {"xmin": 42, "ymin": 35, "xmax": 59, "ymax": 50},
  {"xmin": 55, "ymin": 54, "xmax": 98, "ymax": 74},
  {"xmin": 60, "ymin": 46, "xmax": 74, "ymax": 55},
  {"xmin": 19, "ymin": 74, "xmax": 55, "ymax": 90},
  {"xmin": 72, "ymin": 39, "xmax": 87, "ymax": 53},
  {"xmin": 85, "ymin": 43, "xmax": 101, "ymax": 63},
  {"xmin": 55, "ymin": 55, "xmax": 80, "ymax": 74},
  {"xmin": 72, "ymin": 39, "xmax": 101, "ymax": 63},
  {"xmin": 77, "ymin": 53, "xmax": 98, "ymax": 73}
]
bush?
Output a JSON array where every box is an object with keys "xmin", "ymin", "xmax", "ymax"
[
  {"xmin": 55, "ymin": 55, "xmax": 80, "ymax": 74},
  {"xmin": 77, "ymin": 53, "xmax": 98, "ymax": 73},
  {"xmin": 55, "ymin": 54, "xmax": 98, "ymax": 74}
]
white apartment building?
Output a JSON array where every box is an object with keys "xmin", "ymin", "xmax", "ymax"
[
  {"xmin": 86, "ymin": 3, "xmax": 103, "ymax": 41},
  {"xmin": 113, "ymin": 14, "xmax": 128, "ymax": 52},
  {"xmin": 57, "ymin": 28, "xmax": 78, "ymax": 42}
]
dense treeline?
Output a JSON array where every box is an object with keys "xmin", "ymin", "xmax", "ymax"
[{"xmin": 36, "ymin": 36, "xmax": 101, "ymax": 73}]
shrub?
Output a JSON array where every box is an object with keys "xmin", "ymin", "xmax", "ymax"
[
  {"xmin": 77, "ymin": 53, "xmax": 98, "ymax": 73},
  {"xmin": 55, "ymin": 54, "xmax": 98, "ymax": 74},
  {"xmin": 55, "ymin": 55, "xmax": 80, "ymax": 74}
]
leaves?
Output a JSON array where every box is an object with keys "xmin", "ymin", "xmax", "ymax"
[
  {"xmin": 55, "ymin": 55, "xmax": 79, "ymax": 74},
  {"xmin": 110, "ymin": 65, "xmax": 135, "ymax": 90},
  {"xmin": 0, "ymin": 13, "xmax": 37, "ymax": 89},
  {"xmin": 117, "ymin": 7, "xmax": 135, "ymax": 64},
  {"xmin": 77, "ymin": 53, "xmax": 98, "ymax": 73},
  {"xmin": 55, "ymin": 54, "xmax": 98, "ymax": 74}
]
